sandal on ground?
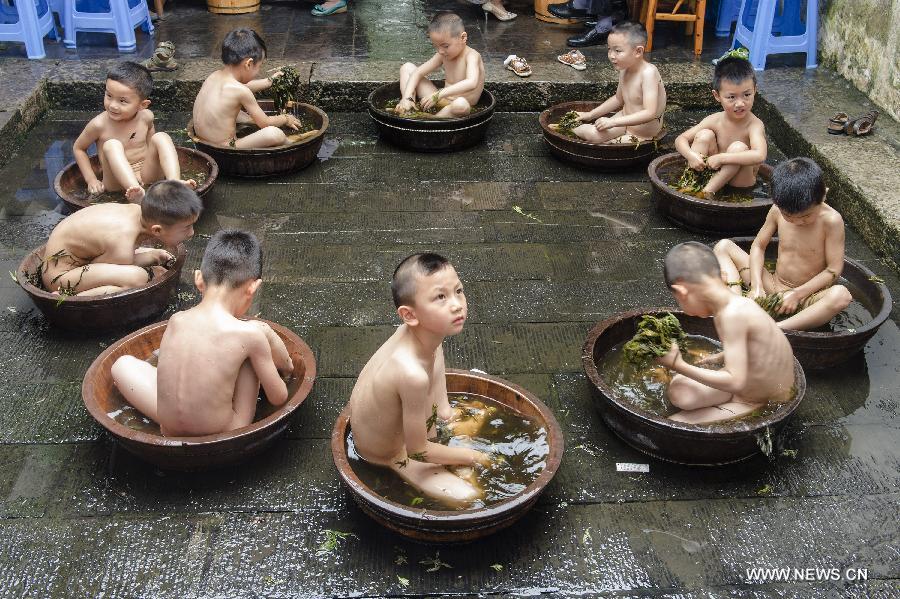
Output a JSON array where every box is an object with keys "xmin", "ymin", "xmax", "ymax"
[
  {"xmin": 141, "ymin": 41, "xmax": 177, "ymax": 72},
  {"xmin": 312, "ymin": 0, "xmax": 347, "ymax": 16},
  {"xmin": 846, "ymin": 110, "xmax": 879, "ymax": 136},
  {"xmin": 827, "ymin": 111, "xmax": 849, "ymax": 135},
  {"xmin": 557, "ymin": 49, "xmax": 587, "ymax": 71},
  {"xmin": 483, "ymin": 1, "xmax": 517, "ymax": 21},
  {"xmin": 504, "ymin": 54, "xmax": 532, "ymax": 77}
]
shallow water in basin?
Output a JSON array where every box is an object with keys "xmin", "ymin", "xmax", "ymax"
[{"xmin": 346, "ymin": 393, "xmax": 549, "ymax": 511}]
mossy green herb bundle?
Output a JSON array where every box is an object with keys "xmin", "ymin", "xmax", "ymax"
[
  {"xmin": 269, "ymin": 66, "xmax": 302, "ymax": 113},
  {"xmin": 556, "ymin": 111, "xmax": 582, "ymax": 138},
  {"xmin": 623, "ymin": 312, "xmax": 687, "ymax": 365}
]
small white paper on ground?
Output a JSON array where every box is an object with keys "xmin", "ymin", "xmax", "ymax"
[{"xmin": 617, "ymin": 462, "xmax": 650, "ymax": 473}]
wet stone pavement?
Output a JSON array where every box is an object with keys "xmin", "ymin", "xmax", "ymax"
[{"xmin": 0, "ymin": 108, "xmax": 898, "ymax": 597}]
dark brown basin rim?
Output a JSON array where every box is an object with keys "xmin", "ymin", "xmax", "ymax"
[
  {"xmin": 538, "ymin": 101, "xmax": 667, "ymax": 149},
  {"xmin": 648, "ymin": 152, "xmax": 773, "ymax": 207},
  {"xmin": 187, "ymin": 102, "xmax": 330, "ymax": 152},
  {"xmin": 82, "ymin": 319, "xmax": 316, "ymax": 447},
  {"xmin": 581, "ymin": 307, "xmax": 807, "ymax": 436},
  {"xmin": 331, "ymin": 368, "xmax": 564, "ymax": 521},
  {"xmin": 729, "ymin": 237, "xmax": 893, "ymax": 340},
  {"xmin": 18, "ymin": 243, "xmax": 187, "ymax": 304},
  {"xmin": 53, "ymin": 147, "xmax": 219, "ymax": 210}
]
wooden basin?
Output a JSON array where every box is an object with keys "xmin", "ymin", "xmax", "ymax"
[
  {"xmin": 648, "ymin": 152, "xmax": 773, "ymax": 235},
  {"xmin": 53, "ymin": 147, "xmax": 218, "ymax": 212},
  {"xmin": 331, "ymin": 369, "xmax": 563, "ymax": 543},
  {"xmin": 82, "ymin": 319, "xmax": 316, "ymax": 470},
  {"xmin": 187, "ymin": 101, "xmax": 329, "ymax": 178},
  {"xmin": 730, "ymin": 237, "xmax": 893, "ymax": 369},
  {"xmin": 582, "ymin": 309, "xmax": 806, "ymax": 466},
  {"xmin": 16, "ymin": 244, "xmax": 186, "ymax": 332},
  {"xmin": 539, "ymin": 101, "xmax": 666, "ymax": 170},
  {"xmin": 367, "ymin": 82, "xmax": 495, "ymax": 153}
]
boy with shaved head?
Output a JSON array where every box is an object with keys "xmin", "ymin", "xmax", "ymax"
[
  {"xmin": 657, "ymin": 242, "xmax": 795, "ymax": 425},
  {"xmin": 349, "ymin": 253, "xmax": 492, "ymax": 507},
  {"xmin": 394, "ymin": 12, "xmax": 485, "ymax": 119}
]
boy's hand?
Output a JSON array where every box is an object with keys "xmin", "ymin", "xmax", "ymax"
[
  {"xmin": 697, "ymin": 351, "xmax": 724, "ymax": 366},
  {"xmin": 269, "ymin": 70, "xmax": 284, "ymax": 81},
  {"xmin": 282, "ymin": 114, "xmax": 302, "ymax": 131},
  {"xmin": 150, "ymin": 248, "xmax": 175, "ymax": 266},
  {"xmin": 87, "ymin": 180, "xmax": 105, "ymax": 195},
  {"xmin": 421, "ymin": 91, "xmax": 441, "ymax": 111},
  {"xmin": 687, "ymin": 152, "xmax": 707, "ymax": 171},
  {"xmin": 594, "ymin": 117, "xmax": 614, "ymax": 131},
  {"xmin": 706, "ymin": 154, "xmax": 726, "ymax": 170},
  {"xmin": 575, "ymin": 111, "xmax": 590, "ymax": 121},
  {"xmin": 394, "ymin": 99, "xmax": 415, "ymax": 114},
  {"xmin": 655, "ymin": 341, "xmax": 681, "ymax": 370},
  {"xmin": 777, "ymin": 290, "xmax": 803, "ymax": 315},
  {"xmin": 748, "ymin": 286, "xmax": 767, "ymax": 300},
  {"xmin": 469, "ymin": 449, "xmax": 492, "ymax": 468}
]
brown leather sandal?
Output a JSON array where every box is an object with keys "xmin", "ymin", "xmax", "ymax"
[
  {"xmin": 827, "ymin": 112, "xmax": 849, "ymax": 135},
  {"xmin": 847, "ymin": 110, "xmax": 878, "ymax": 136}
]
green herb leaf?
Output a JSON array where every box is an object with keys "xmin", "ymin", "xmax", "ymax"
[
  {"xmin": 410, "ymin": 497, "xmax": 424, "ymax": 506},
  {"xmin": 397, "ymin": 575, "xmax": 410, "ymax": 587},
  {"xmin": 622, "ymin": 312, "xmax": 687, "ymax": 366},
  {"xmin": 419, "ymin": 551, "xmax": 452, "ymax": 572},
  {"xmin": 425, "ymin": 403, "xmax": 438, "ymax": 431},
  {"xmin": 408, "ymin": 451, "xmax": 427, "ymax": 462},
  {"xmin": 490, "ymin": 563, "xmax": 503, "ymax": 572},
  {"xmin": 316, "ymin": 529, "xmax": 356, "ymax": 556}
]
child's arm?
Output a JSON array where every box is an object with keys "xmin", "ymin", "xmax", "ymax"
[
  {"xmin": 253, "ymin": 320, "xmax": 294, "ymax": 374},
  {"xmin": 748, "ymin": 207, "xmax": 778, "ymax": 299},
  {"xmin": 421, "ymin": 53, "xmax": 481, "ymax": 110},
  {"xmin": 238, "ymin": 86, "xmax": 302, "ymax": 131},
  {"xmin": 397, "ymin": 54, "xmax": 443, "ymax": 112},
  {"xmin": 707, "ymin": 119, "xmax": 767, "ymax": 169},
  {"xmin": 246, "ymin": 328, "xmax": 290, "ymax": 406},
  {"xmin": 778, "ymin": 213, "xmax": 846, "ymax": 315},
  {"xmin": 400, "ymin": 369, "xmax": 490, "ymax": 467},
  {"xmin": 596, "ymin": 70, "xmax": 661, "ymax": 130},
  {"xmin": 73, "ymin": 118, "xmax": 104, "ymax": 194},
  {"xmin": 656, "ymin": 316, "xmax": 750, "ymax": 395},
  {"xmin": 132, "ymin": 248, "xmax": 175, "ymax": 267},
  {"xmin": 430, "ymin": 346, "xmax": 454, "ymax": 421},
  {"xmin": 244, "ymin": 71, "xmax": 279, "ymax": 93},
  {"xmin": 674, "ymin": 116, "xmax": 715, "ymax": 170},
  {"xmin": 579, "ymin": 93, "xmax": 623, "ymax": 123}
]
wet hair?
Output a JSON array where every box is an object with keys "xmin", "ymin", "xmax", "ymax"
[
  {"xmin": 610, "ymin": 21, "xmax": 648, "ymax": 48},
  {"xmin": 713, "ymin": 55, "xmax": 756, "ymax": 91},
  {"xmin": 771, "ymin": 157, "xmax": 826, "ymax": 214},
  {"xmin": 663, "ymin": 241, "xmax": 721, "ymax": 288},
  {"xmin": 200, "ymin": 230, "xmax": 263, "ymax": 288},
  {"xmin": 106, "ymin": 61, "xmax": 153, "ymax": 100},
  {"xmin": 221, "ymin": 28, "xmax": 267, "ymax": 65},
  {"xmin": 428, "ymin": 12, "xmax": 465, "ymax": 37},
  {"xmin": 141, "ymin": 180, "xmax": 204, "ymax": 226},
  {"xmin": 391, "ymin": 252, "xmax": 451, "ymax": 308}
]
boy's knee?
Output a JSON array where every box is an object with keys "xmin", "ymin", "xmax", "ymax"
[
  {"xmin": 713, "ymin": 238, "xmax": 735, "ymax": 256},
  {"xmin": 265, "ymin": 126, "xmax": 288, "ymax": 143},
  {"xmin": 726, "ymin": 141, "xmax": 749, "ymax": 153},
  {"xmin": 124, "ymin": 268, "xmax": 151, "ymax": 288},
  {"xmin": 111, "ymin": 355, "xmax": 138, "ymax": 381},
  {"xmin": 830, "ymin": 285, "xmax": 853, "ymax": 311},
  {"xmin": 695, "ymin": 129, "xmax": 716, "ymax": 143},
  {"xmin": 400, "ymin": 62, "xmax": 416, "ymax": 75},
  {"xmin": 150, "ymin": 131, "xmax": 173, "ymax": 146},
  {"xmin": 667, "ymin": 378, "xmax": 693, "ymax": 409},
  {"xmin": 101, "ymin": 138, "xmax": 124, "ymax": 156},
  {"xmin": 450, "ymin": 97, "xmax": 470, "ymax": 113}
]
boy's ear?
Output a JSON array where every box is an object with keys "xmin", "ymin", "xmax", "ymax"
[
  {"xmin": 243, "ymin": 57, "xmax": 255, "ymax": 70},
  {"xmin": 634, "ymin": 45, "xmax": 645, "ymax": 56},
  {"xmin": 193, "ymin": 269, "xmax": 205, "ymax": 292},
  {"xmin": 247, "ymin": 278, "xmax": 263, "ymax": 296},
  {"xmin": 150, "ymin": 224, "xmax": 164, "ymax": 236},
  {"xmin": 460, "ymin": 31, "xmax": 468, "ymax": 44},
  {"xmin": 397, "ymin": 304, "xmax": 418, "ymax": 326},
  {"xmin": 670, "ymin": 283, "xmax": 689, "ymax": 299},
  {"xmin": 140, "ymin": 98, "xmax": 151, "ymax": 110},
  {"xmin": 711, "ymin": 89, "xmax": 722, "ymax": 103}
]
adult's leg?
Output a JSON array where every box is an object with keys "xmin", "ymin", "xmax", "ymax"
[{"xmin": 111, "ymin": 355, "xmax": 159, "ymax": 422}]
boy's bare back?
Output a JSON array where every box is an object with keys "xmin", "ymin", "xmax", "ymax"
[
  {"xmin": 156, "ymin": 309, "xmax": 279, "ymax": 436},
  {"xmin": 192, "ymin": 70, "xmax": 256, "ymax": 145},
  {"xmin": 41, "ymin": 204, "xmax": 144, "ymax": 286}
]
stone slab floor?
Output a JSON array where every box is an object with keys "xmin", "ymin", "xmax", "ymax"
[{"xmin": 0, "ymin": 109, "xmax": 898, "ymax": 597}]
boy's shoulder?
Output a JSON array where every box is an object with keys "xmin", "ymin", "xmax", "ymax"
[{"xmin": 818, "ymin": 203, "xmax": 844, "ymax": 227}]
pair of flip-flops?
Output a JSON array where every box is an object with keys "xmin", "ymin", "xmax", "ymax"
[
  {"xmin": 141, "ymin": 41, "xmax": 177, "ymax": 72},
  {"xmin": 828, "ymin": 110, "xmax": 878, "ymax": 136}
]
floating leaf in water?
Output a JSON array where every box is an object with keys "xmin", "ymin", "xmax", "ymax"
[
  {"xmin": 420, "ymin": 551, "xmax": 452, "ymax": 572},
  {"xmin": 397, "ymin": 576, "xmax": 410, "ymax": 587},
  {"xmin": 757, "ymin": 484, "xmax": 774, "ymax": 496},
  {"xmin": 623, "ymin": 313, "xmax": 687, "ymax": 366},
  {"xmin": 394, "ymin": 548, "xmax": 408, "ymax": 566},
  {"xmin": 410, "ymin": 497, "xmax": 424, "ymax": 506},
  {"xmin": 316, "ymin": 529, "xmax": 356, "ymax": 556},
  {"xmin": 490, "ymin": 563, "xmax": 503, "ymax": 572},
  {"xmin": 868, "ymin": 275, "xmax": 885, "ymax": 284}
]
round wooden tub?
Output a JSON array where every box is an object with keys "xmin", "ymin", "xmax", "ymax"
[
  {"xmin": 582, "ymin": 309, "xmax": 806, "ymax": 466},
  {"xmin": 53, "ymin": 147, "xmax": 218, "ymax": 211},
  {"xmin": 82, "ymin": 319, "xmax": 316, "ymax": 470},
  {"xmin": 16, "ymin": 244, "xmax": 186, "ymax": 332},
  {"xmin": 188, "ymin": 101, "xmax": 329, "ymax": 178},
  {"xmin": 331, "ymin": 369, "xmax": 563, "ymax": 543},
  {"xmin": 539, "ymin": 101, "xmax": 666, "ymax": 170},
  {"xmin": 367, "ymin": 82, "xmax": 495, "ymax": 153},
  {"xmin": 729, "ymin": 237, "xmax": 893, "ymax": 369},
  {"xmin": 648, "ymin": 152, "xmax": 773, "ymax": 235}
]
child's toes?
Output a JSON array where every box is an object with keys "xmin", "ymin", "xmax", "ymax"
[
  {"xmin": 183, "ymin": 179, "xmax": 198, "ymax": 189},
  {"xmin": 125, "ymin": 186, "xmax": 146, "ymax": 203}
]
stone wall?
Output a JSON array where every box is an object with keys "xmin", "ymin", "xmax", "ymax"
[{"xmin": 819, "ymin": 0, "xmax": 900, "ymax": 121}]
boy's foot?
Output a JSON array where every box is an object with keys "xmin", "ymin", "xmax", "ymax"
[
  {"xmin": 182, "ymin": 179, "xmax": 198, "ymax": 190},
  {"xmin": 557, "ymin": 49, "xmax": 587, "ymax": 71},
  {"xmin": 503, "ymin": 54, "xmax": 532, "ymax": 77},
  {"xmin": 125, "ymin": 185, "xmax": 145, "ymax": 203}
]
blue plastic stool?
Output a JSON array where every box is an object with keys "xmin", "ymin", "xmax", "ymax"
[
  {"xmin": 716, "ymin": 0, "xmax": 805, "ymax": 38},
  {"xmin": 731, "ymin": 0, "xmax": 817, "ymax": 70},
  {"xmin": 62, "ymin": 0, "xmax": 153, "ymax": 52},
  {"xmin": 0, "ymin": 0, "xmax": 57, "ymax": 58}
]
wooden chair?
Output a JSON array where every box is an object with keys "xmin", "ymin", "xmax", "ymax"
[{"xmin": 640, "ymin": 0, "xmax": 707, "ymax": 56}]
